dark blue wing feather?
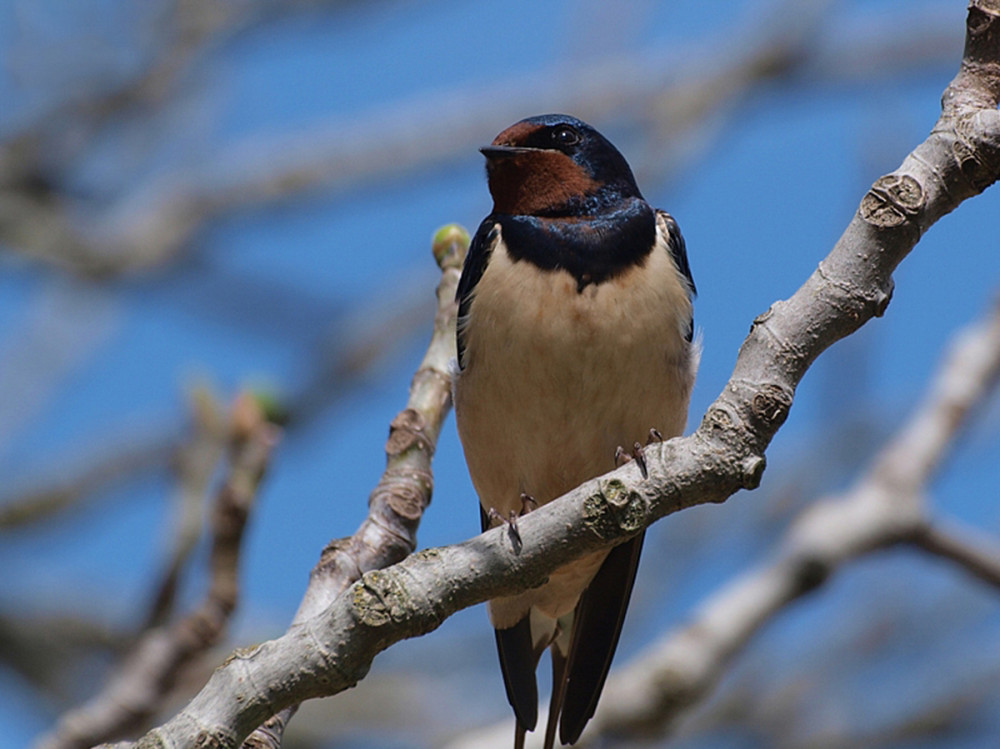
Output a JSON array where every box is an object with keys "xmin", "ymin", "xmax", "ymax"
[
  {"xmin": 660, "ymin": 211, "xmax": 695, "ymax": 296},
  {"xmin": 659, "ymin": 211, "xmax": 696, "ymax": 342},
  {"xmin": 456, "ymin": 218, "xmax": 499, "ymax": 370}
]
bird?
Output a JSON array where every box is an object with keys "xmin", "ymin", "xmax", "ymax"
[{"xmin": 453, "ymin": 114, "xmax": 698, "ymax": 748}]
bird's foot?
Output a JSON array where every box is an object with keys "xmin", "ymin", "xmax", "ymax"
[
  {"xmin": 487, "ymin": 494, "xmax": 536, "ymax": 553},
  {"xmin": 647, "ymin": 427, "xmax": 663, "ymax": 445},
  {"xmin": 614, "ymin": 441, "xmax": 649, "ymax": 479},
  {"xmin": 519, "ymin": 492, "xmax": 537, "ymax": 514},
  {"xmin": 487, "ymin": 507, "xmax": 520, "ymax": 535}
]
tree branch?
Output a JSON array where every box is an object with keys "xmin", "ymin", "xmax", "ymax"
[
  {"xmin": 570, "ymin": 295, "xmax": 1000, "ymax": 745},
  {"xmin": 143, "ymin": 386, "xmax": 229, "ymax": 630},
  {"xmin": 911, "ymin": 519, "xmax": 1000, "ymax": 590},
  {"xmin": 107, "ymin": 4, "xmax": 1000, "ymax": 747},
  {"xmin": 237, "ymin": 224, "xmax": 468, "ymax": 749}
]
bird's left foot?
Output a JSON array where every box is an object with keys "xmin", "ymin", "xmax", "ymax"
[
  {"xmin": 487, "ymin": 493, "xmax": 537, "ymax": 552},
  {"xmin": 519, "ymin": 492, "xmax": 537, "ymax": 514},
  {"xmin": 614, "ymin": 441, "xmax": 649, "ymax": 479}
]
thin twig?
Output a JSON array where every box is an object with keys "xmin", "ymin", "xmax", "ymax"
[{"xmin": 143, "ymin": 386, "xmax": 228, "ymax": 630}]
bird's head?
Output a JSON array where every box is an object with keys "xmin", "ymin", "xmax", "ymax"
[{"xmin": 481, "ymin": 114, "xmax": 643, "ymax": 217}]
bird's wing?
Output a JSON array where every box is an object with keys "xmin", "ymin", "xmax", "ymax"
[
  {"xmin": 558, "ymin": 531, "xmax": 646, "ymax": 745},
  {"xmin": 479, "ymin": 506, "xmax": 539, "ymax": 734},
  {"xmin": 656, "ymin": 209, "xmax": 695, "ymax": 343},
  {"xmin": 455, "ymin": 218, "xmax": 500, "ymax": 370},
  {"xmin": 658, "ymin": 209, "xmax": 695, "ymax": 296}
]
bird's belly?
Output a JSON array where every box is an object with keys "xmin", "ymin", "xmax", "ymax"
[{"xmin": 454, "ymin": 244, "xmax": 694, "ymax": 625}]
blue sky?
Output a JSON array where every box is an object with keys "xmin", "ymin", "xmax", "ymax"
[{"xmin": 1, "ymin": 1, "xmax": 998, "ymax": 747}]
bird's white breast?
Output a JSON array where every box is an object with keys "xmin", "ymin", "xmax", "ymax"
[{"xmin": 454, "ymin": 215, "xmax": 697, "ymax": 626}]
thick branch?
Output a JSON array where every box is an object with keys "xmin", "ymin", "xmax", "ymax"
[
  {"xmin": 576, "ymin": 297, "xmax": 1000, "ymax": 744},
  {"xmin": 111, "ymin": 4, "xmax": 1000, "ymax": 748}
]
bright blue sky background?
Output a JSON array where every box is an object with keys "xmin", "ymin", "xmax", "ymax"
[{"xmin": 2, "ymin": 1, "xmax": 999, "ymax": 747}]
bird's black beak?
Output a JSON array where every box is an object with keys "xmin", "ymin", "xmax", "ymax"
[{"xmin": 480, "ymin": 145, "xmax": 538, "ymax": 160}]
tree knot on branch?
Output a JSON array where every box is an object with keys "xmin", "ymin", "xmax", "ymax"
[
  {"xmin": 971, "ymin": 1, "xmax": 1000, "ymax": 22},
  {"xmin": 749, "ymin": 383, "xmax": 793, "ymax": 432},
  {"xmin": 859, "ymin": 174, "xmax": 925, "ymax": 228},
  {"xmin": 386, "ymin": 408, "xmax": 431, "ymax": 456},
  {"xmin": 967, "ymin": 1, "xmax": 1000, "ymax": 40},
  {"xmin": 953, "ymin": 111, "xmax": 1000, "ymax": 192},
  {"xmin": 738, "ymin": 455, "xmax": 767, "ymax": 490},
  {"xmin": 352, "ymin": 570, "xmax": 413, "ymax": 628},
  {"xmin": 221, "ymin": 643, "xmax": 264, "ymax": 666},
  {"xmin": 312, "ymin": 537, "xmax": 365, "ymax": 584},
  {"xmin": 369, "ymin": 466, "xmax": 434, "ymax": 523},
  {"xmin": 700, "ymin": 402, "xmax": 744, "ymax": 448},
  {"xmin": 791, "ymin": 554, "xmax": 831, "ymax": 595},
  {"xmin": 190, "ymin": 728, "xmax": 235, "ymax": 749},
  {"xmin": 585, "ymin": 479, "xmax": 647, "ymax": 540},
  {"xmin": 133, "ymin": 734, "xmax": 170, "ymax": 749}
]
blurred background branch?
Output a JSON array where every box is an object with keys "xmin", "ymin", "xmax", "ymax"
[
  {"xmin": 36, "ymin": 392, "xmax": 278, "ymax": 749},
  {"xmin": 0, "ymin": 0, "xmax": 960, "ymax": 278}
]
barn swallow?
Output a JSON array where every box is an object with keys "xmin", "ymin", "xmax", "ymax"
[{"xmin": 453, "ymin": 114, "xmax": 697, "ymax": 748}]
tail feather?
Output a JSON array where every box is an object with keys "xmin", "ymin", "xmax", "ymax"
[
  {"xmin": 559, "ymin": 532, "xmax": 645, "ymax": 745},
  {"xmin": 514, "ymin": 721, "xmax": 527, "ymax": 749},
  {"xmin": 543, "ymin": 647, "xmax": 569, "ymax": 749},
  {"xmin": 495, "ymin": 617, "xmax": 539, "ymax": 731}
]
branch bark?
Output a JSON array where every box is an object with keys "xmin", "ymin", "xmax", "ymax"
[
  {"xmin": 105, "ymin": 3, "xmax": 1000, "ymax": 747},
  {"xmin": 911, "ymin": 519, "xmax": 1000, "ymax": 590}
]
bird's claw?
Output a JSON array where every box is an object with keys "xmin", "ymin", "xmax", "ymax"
[
  {"xmin": 632, "ymin": 441, "xmax": 648, "ymax": 479},
  {"xmin": 614, "ymin": 442, "xmax": 649, "ymax": 479},
  {"xmin": 647, "ymin": 427, "xmax": 663, "ymax": 445},
  {"xmin": 614, "ymin": 445, "xmax": 630, "ymax": 468},
  {"xmin": 488, "ymin": 497, "xmax": 536, "ymax": 553},
  {"xmin": 519, "ymin": 492, "xmax": 537, "ymax": 513}
]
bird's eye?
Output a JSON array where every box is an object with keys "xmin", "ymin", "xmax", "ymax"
[{"xmin": 551, "ymin": 126, "xmax": 580, "ymax": 147}]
